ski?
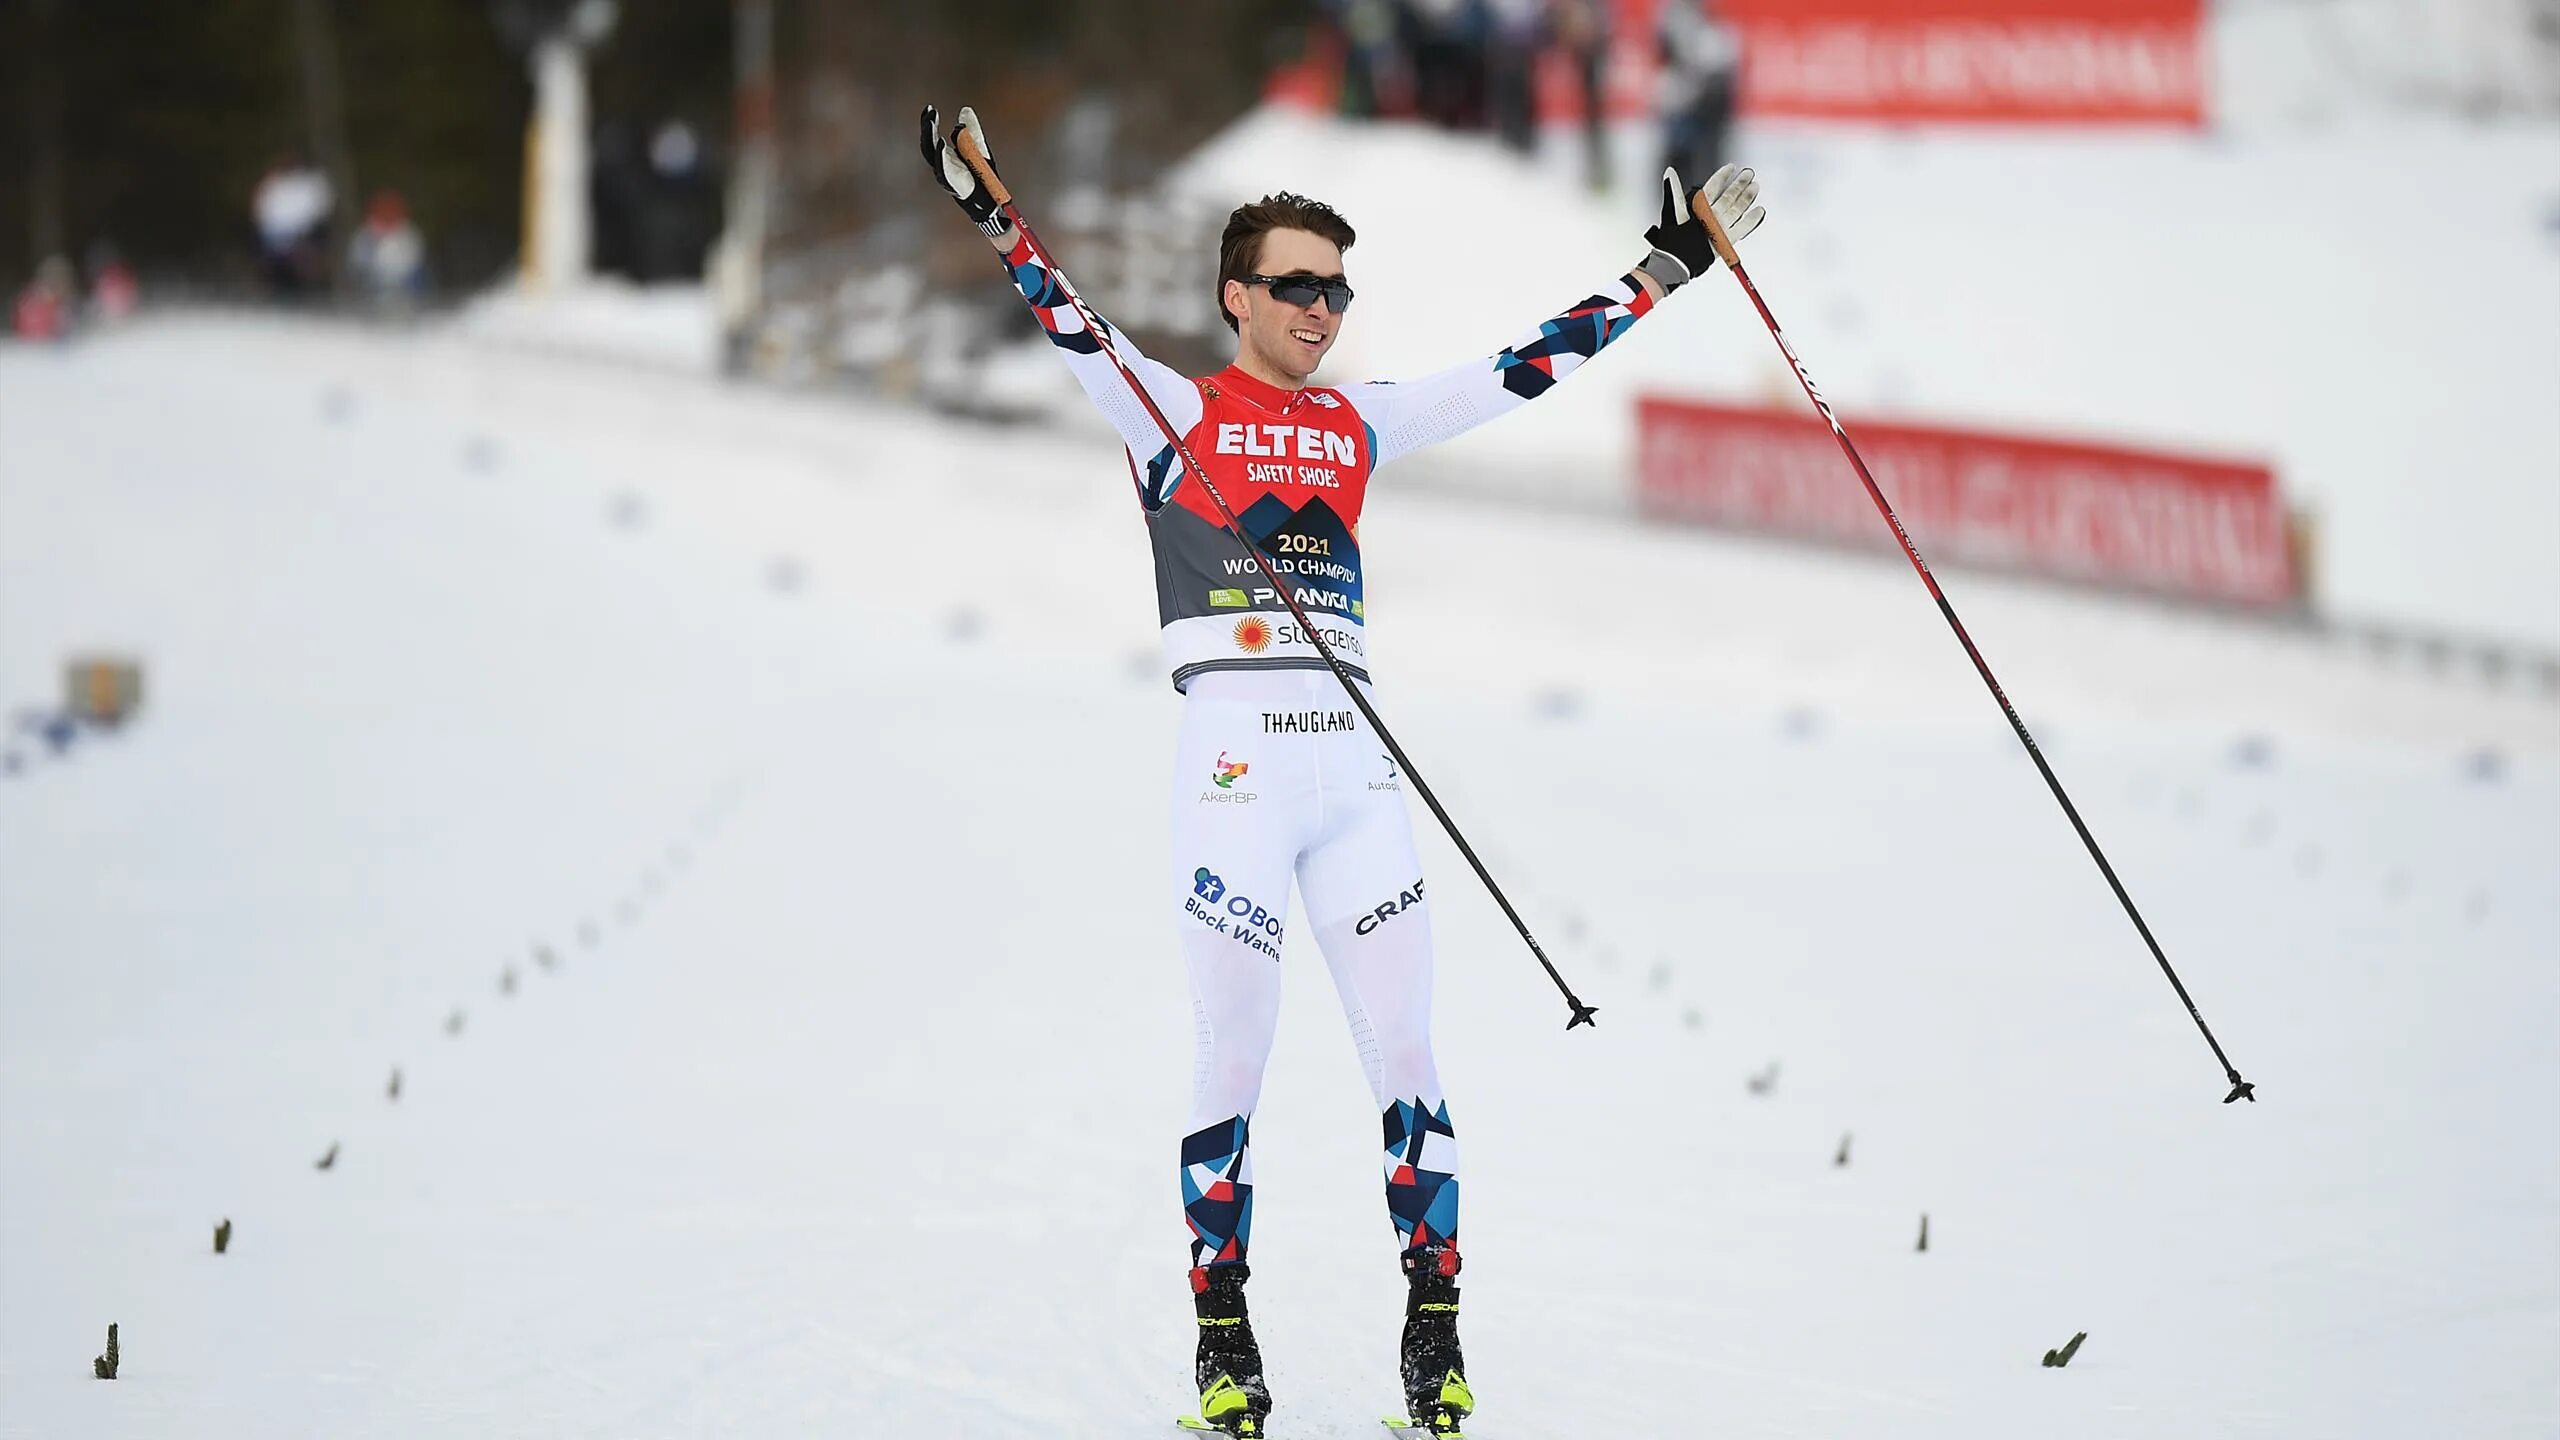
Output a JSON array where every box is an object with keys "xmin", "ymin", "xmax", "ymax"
[
  {"xmin": 1382, "ymin": 1419, "xmax": 1464, "ymax": 1438},
  {"xmin": 1174, "ymin": 1416, "xmax": 1260, "ymax": 1436}
]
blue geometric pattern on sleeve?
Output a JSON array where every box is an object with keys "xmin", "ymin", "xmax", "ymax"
[
  {"xmin": 1139, "ymin": 441, "xmax": 1183, "ymax": 509},
  {"xmin": 1493, "ymin": 272, "xmax": 1655, "ymax": 400},
  {"xmin": 1381, "ymin": 1097, "xmax": 1461, "ymax": 1251},
  {"xmin": 1005, "ymin": 235, "xmax": 1104, "ymax": 355},
  {"xmin": 1182, "ymin": 1113, "xmax": 1256, "ymax": 1267}
]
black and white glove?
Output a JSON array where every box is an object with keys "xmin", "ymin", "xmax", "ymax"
[
  {"xmin": 1639, "ymin": 163, "xmax": 1764, "ymax": 293},
  {"xmin": 920, "ymin": 104, "xmax": 1007, "ymax": 239}
]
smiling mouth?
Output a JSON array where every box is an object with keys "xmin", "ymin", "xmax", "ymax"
[{"xmin": 1289, "ymin": 327, "xmax": 1326, "ymax": 347}]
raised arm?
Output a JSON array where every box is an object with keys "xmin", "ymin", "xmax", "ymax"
[
  {"xmin": 921, "ymin": 105, "xmax": 1202, "ymax": 461},
  {"xmin": 1347, "ymin": 165, "xmax": 1763, "ymax": 470}
]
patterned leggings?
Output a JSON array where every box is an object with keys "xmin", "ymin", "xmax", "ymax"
[{"xmin": 1169, "ymin": 669, "xmax": 1459, "ymax": 1271}]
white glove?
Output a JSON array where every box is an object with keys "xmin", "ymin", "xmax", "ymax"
[
  {"xmin": 1640, "ymin": 162, "xmax": 1766, "ymax": 291},
  {"xmin": 920, "ymin": 104, "xmax": 1007, "ymax": 238}
]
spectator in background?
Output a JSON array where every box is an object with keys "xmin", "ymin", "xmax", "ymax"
[
  {"xmin": 1484, "ymin": 0, "xmax": 1544, "ymax": 154},
  {"xmin": 593, "ymin": 118, "xmax": 719, "ymax": 285},
  {"xmin": 13, "ymin": 256, "xmax": 77, "ymax": 341},
  {"xmin": 1330, "ymin": 0, "xmax": 1408, "ymax": 119},
  {"xmin": 1403, "ymin": 0, "xmax": 1487, "ymax": 130},
  {"xmin": 253, "ymin": 151, "xmax": 335, "ymax": 298},
  {"xmin": 638, "ymin": 120, "xmax": 717, "ymax": 281},
  {"xmin": 1658, "ymin": 0, "xmax": 1741, "ymax": 188},
  {"xmin": 349, "ymin": 190, "xmax": 428, "ymax": 312},
  {"xmin": 86, "ymin": 242, "xmax": 140, "ymax": 323},
  {"xmin": 1550, "ymin": 0, "xmax": 1612, "ymax": 192}
]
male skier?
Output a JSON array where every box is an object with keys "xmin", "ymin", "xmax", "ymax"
[{"xmin": 922, "ymin": 104, "xmax": 1763, "ymax": 1438}]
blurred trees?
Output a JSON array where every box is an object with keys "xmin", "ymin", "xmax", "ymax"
[
  {"xmin": 0, "ymin": 0, "xmax": 727, "ymax": 292},
  {"xmin": 0, "ymin": 0, "xmax": 1297, "ymax": 295},
  {"xmin": 768, "ymin": 0, "xmax": 1296, "ymax": 251}
]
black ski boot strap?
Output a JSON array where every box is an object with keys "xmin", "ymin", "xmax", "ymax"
[
  {"xmin": 1193, "ymin": 1262, "xmax": 1252, "ymax": 1319},
  {"xmin": 1400, "ymin": 1244, "xmax": 1461, "ymax": 1308}
]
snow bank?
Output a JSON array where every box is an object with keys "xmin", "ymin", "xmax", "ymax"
[{"xmin": 450, "ymin": 279, "xmax": 717, "ymax": 375}]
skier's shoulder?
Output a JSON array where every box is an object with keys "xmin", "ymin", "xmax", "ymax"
[{"xmin": 1326, "ymin": 376, "xmax": 1424, "ymax": 435}]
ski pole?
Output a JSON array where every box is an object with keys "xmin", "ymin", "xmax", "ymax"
[
  {"xmin": 952, "ymin": 125, "xmax": 1599, "ymax": 1031},
  {"xmin": 1692, "ymin": 199, "xmax": 2253, "ymax": 1103}
]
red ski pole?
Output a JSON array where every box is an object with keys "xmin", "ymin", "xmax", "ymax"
[{"xmin": 1694, "ymin": 201, "xmax": 2254, "ymax": 1104}]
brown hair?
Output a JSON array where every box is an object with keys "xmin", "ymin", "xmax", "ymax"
[{"xmin": 1216, "ymin": 193, "xmax": 1356, "ymax": 334}]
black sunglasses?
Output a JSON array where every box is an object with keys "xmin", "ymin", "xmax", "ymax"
[{"xmin": 1241, "ymin": 272, "xmax": 1355, "ymax": 314}]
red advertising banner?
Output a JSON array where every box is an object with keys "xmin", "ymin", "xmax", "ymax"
[
  {"xmin": 1716, "ymin": 0, "xmax": 2207, "ymax": 126},
  {"xmin": 1288, "ymin": 0, "xmax": 2205, "ymax": 127},
  {"xmin": 1636, "ymin": 395, "xmax": 2295, "ymax": 605}
]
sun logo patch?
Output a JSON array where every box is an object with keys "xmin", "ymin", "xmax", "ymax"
[{"xmin": 1233, "ymin": 616, "xmax": 1273, "ymax": 654}]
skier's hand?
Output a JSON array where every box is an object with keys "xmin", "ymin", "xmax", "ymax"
[
  {"xmin": 1640, "ymin": 163, "xmax": 1764, "ymax": 292},
  {"xmin": 920, "ymin": 104, "xmax": 1008, "ymax": 240}
]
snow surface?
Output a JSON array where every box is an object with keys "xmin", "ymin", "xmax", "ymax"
[
  {"xmin": 3, "ymin": 316, "xmax": 2556, "ymax": 1438},
  {"xmin": 1158, "ymin": 108, "xmax": 2560, "ymax": 653},
  {"xmin": 454, "ymin": 280, "xmax": 717, "ymax": 375}
]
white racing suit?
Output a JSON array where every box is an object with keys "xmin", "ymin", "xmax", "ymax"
[{"xmin": 994, "ymin": 227, "xmax": 1665, "ymax": 1271}]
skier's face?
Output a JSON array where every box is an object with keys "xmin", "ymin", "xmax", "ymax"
[{"xmin": 1230, "ymin": 228, "xmax": 1346, "ymax": 385}]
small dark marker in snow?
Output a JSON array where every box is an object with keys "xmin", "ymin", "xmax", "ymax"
[
  {"xmin": 1833, "ymin": 1133, "xmax": 1851, "ymax": 1167},
  {"xmin": 213, "ymin": 1218, "xmax": 232, "ymax": 1254},
  {"xmin": 2042, "ymin": 1331, "xmax": 2087, "ymax": 1368},
  {"xmin": 945, "ymin": 608, "xmax": 983, "ymax": 641},
  {"xmin": 446, "ymin": 1009, "xmax": 466, "ymax": 1037},
  {"xmin": 315, "ymin": 1142, "xmax": 339, "ymax": 1171},
  {"xmin": 387, "ymin": 1067, "xmax": 402, "ymax": 1100},
  {"xmin": 2463, "ymin": 748, "xmax": 2506, "ymax": 783},
  {"xmin": 1534, "ymin": 687, "xmax": 1581, "ymax": 720},
  {"xmin": 1747, "ymin": 1063, "xmax": 1780, "ymax": 1097},
  {"xmin": 766, "ymin": 557, "xmax": 805, "ymax": 594},
  {"xmin": 462, "ymin": 435, "xmax": 500, "ymax": 471},
  {"xmin": 500, "ymin": 967, "xmax": 518, "ymax": 996},
  {"xmin": 2231, "ymin": 735, "xmax": 2274, "ymax": 769},
  {"xmin": 1682, "ymin": 1007, "xmax": 1704, "ymax": 1031},
  {"xmin": 1646, "ymin": 962, "xmax": 1671, "ymax": 992},
  {"xmin": 93, "ymin": 1323, "xmax": 118, "ymax": 1379},
  {"xmin": 1781, "ymin": 706, "xmax": 1821, "ymax": 740},
  {"xmin": 1916, "ymin": 1214, "xmax": 1928, "ymax": 1252},
  {"xmin": 533, "ymin": 944, "xmax": 557, "ymax": 971}
]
